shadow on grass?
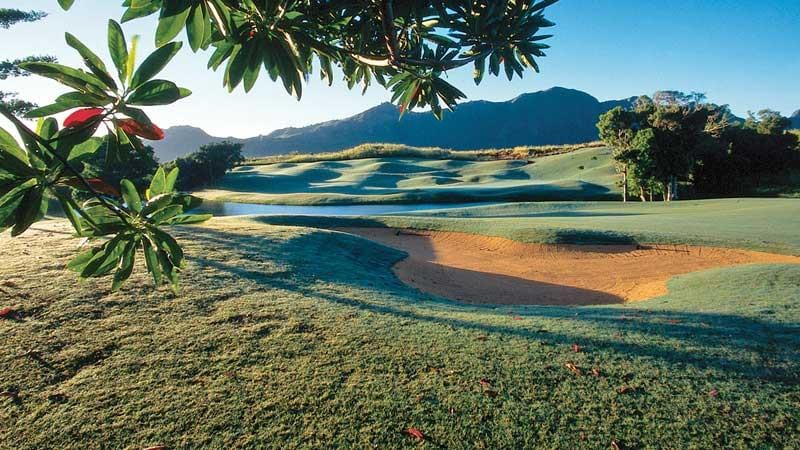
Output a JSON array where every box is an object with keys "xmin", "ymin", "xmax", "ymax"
[{"xmin": 181, "ymin": 225, "xmax": 799, "ymax": 384}]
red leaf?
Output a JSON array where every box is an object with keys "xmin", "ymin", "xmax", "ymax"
[
  {"xmin": 565, "ymin": 363, "xmax": 582, "ymax": 376},
  {"xmin": 591, "ymin": 367, "xmax": 602, "ymax": 377},
  {"xmin": 118, "ymin": 119, "xmax": 165, "ymax": 141},
  {"xmin": 512, "ymin": 316, "xmax": 523, "ymax": 321},
  {"xmin": 617, "ymin": 386, "xmax": 636, "ymax": 394},
  {"xmin": 708, "ymin": 389, "xmax": 719, "ymax": 398},
  {"xmin": 0, "ymin": 307, "xmax": 14, "ymax": 319},
  {"xmin": 405, "ymin": 428, "xmax": 425, "ymax": 441},
  {"xmin": 63, "ymin": 108, "xmax": 104, "ymax": 128},
  {"xmin": 572, "ymin": 343, "xmax": 581, "ymax": 353},
  {"xmin": 479, "ymin": 378, "xmax": 492, "ymax": 387}
]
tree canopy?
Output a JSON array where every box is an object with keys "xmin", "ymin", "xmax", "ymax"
[
  {"xmin": 2, "ymin": 0, "xmax": 561, "ymax": 292},
  {"xmin": 0, "ymin": 8, "xmax": 57, "ymax": 114}
]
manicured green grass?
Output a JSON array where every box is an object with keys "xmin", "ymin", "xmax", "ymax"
[
  {"xmin": 261, "ymin": 198, "xmax": 800, "ymax": 255},
  {"xmin": 196, "ymin": 146, "xmax": 619, "ymax": 205},
  {"xmin": 2, "ymin": 217, "xmax": 799, "ymax": 448}
]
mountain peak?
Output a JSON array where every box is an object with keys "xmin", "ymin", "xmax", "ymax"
[{"xmin": 149, "ymin": 87, "xmax": 638, "ymax": 160}]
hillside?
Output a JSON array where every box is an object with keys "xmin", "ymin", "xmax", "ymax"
[
  {"xmin": 791, "ymin": 110, "xmax": 800, "ymax": 129},
  {"xmin": 149, "ymin": 87, "xmax": 635, "ymax": 160},
  {"xmin": 194, "ymin": 145, "xmax": 619, "ymax": 205}
]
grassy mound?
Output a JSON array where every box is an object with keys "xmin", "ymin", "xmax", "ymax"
[
  {"xmin": 2, "ymin": 217, "xmax": 799, "ymax": 448},
  {"xmin": 197, "ymin": 146, "xmax": 619, "ymax": 205},
  {"xmin": 246, "ymin": 141, "xmax": 607, "ymax": 165}
]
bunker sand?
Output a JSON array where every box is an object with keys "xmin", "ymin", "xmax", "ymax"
[{"xmin": 338, "ymin": 228, "xmax": 800, "ymax": 306}]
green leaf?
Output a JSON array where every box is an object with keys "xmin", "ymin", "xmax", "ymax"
[
  {"xmin": 58, "ymin": 0, "xmax": 75, "ymax": 10},
  {"xmin": 167, "ymin": 213, "xmax": 212, "ymax": 225},
  {"xmin": 112, "ymin": 241, "xmax": 137, "ymax": 291},
  {"xmin": 156, "ymin": 2, "xmax": 192, "ymax": 47},
  {"xmin": 186, "ymin": 4, "xmax": 206, "ymax": 52},
  {"xmin": 164, "ymin": 167, "xmax": 179, "ymax": 192},
  {"xmin": 0, "ymin": 127, "xmax": 34, "ymax": 176},
  {"xmin": 11, "ymin": 186, "xmax": 46, "ymax": 237},
  {"xmin": 149, "ymin": 205, "xmax": 183, "ymax": 224},
  {"xmin": 127, "ymin": 79, "xmax": 183, "ymax": 106},
  {"xmin": 108, "ymin": 20, "xmax": 129, "ymax": 83},
  {"xmin": 68, "ymin": 137, "xmax": 104, "ymax": 162},
  {"xmin": 26, "ymin": 91, "xmax": 109, "ymax": 118},
  {"xmin": 142, "ymin": 237, "xmax": 162, "ymax": 285},
  {"xmin": 130, "ymin": 41, "xmax": 183, "ymax": 89},
  {"xmin": 148, "ymin": 167, "xmax": 167, "ymax": 199},
  {"xmin": 19, "ymin": 62, "xmax": 109, "ymax": 94},
  {"xmin": 65, "ymin": 32, "xmax": 118, "ymax": 90},
  {"xmin": 120, "ymin": 179, "xmax": 142, "ymax": 213}
]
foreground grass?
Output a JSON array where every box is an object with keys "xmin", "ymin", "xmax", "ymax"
[
  {"xmin": 197, "ymin": 146, "xmax": 619, "ymax": 205},
  {"xmin": 2, "ymin": 216, "xmax": 799, "ymax": 448},
  {"xmin": 261, "ymin": 198, "xmax": 800, "ymax": 255}
]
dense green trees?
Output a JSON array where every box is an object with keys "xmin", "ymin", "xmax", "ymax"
[
  {"xmin": 598, "ymin": 94, "xmax": 798, "ymax": 201},
  {"xmin": 0, "ymin": 8, "xmax": 57, "ymax": 114},
  {"xmin": 165, "ymin": 141, "xmax": 244, "ymax": 191},
  {"xmin": 2, "ymin": 0, "xmax": 560, "ymax": 291}
]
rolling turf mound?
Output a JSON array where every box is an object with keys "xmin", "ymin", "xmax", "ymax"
[{"xmin": 197, "ymin": 145, "xmax": 618, "ymax": 205}]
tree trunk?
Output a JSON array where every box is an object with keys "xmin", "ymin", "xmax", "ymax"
[
  {"xmin": 671, "ymin": 177, "xmax": 678, "ymax": 201},
  {"xmin": 639, "ymin": 186, "xmax": 646, "ymax": 202},
  {"xmin": 622, "ymin": 165, "xmax": 628, "ymax": 203},
  {"xmin": 664, "ymin": 182, "xmax": 670, "ymax": 202}
]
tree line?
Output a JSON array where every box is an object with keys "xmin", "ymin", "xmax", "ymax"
[
  {"xmin": 598, "ymin": 91, "xmax": 799, "ymax": 202},
  {"xmin": 79, "ymin": 141, "xmax": 244, "ymax": 193}
]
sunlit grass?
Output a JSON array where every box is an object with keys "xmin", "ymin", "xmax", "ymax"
[{"xmin": 2, "ymin": 216, "xmax": 799, "ymax": 448}]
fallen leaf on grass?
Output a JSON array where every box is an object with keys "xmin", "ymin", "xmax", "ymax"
[
  {"xmin": 617, "ymin": 386, "xmax": 636, "ymax": 394},
  {"xmin": 484, "ymin": 389, "xmax": 498, "ymax": 398},
  {"xmin": 708, "ymin": 389, "xmax": 719, "ymax": 398},
  {"xmin": 143, "ymin": 445, "xmax": 167, "ymax": 450},
  {"xmin": 0, "ymin": 307, "xmax": 15, "ymax": 319},
  {"xmin": 591, "ymin": 367, "xmax": 602, "ymax": 377},
  {"xmin": 476, "ymin": 335, "xmax": 488, "ymax": 341},
  {"xmin": 1, "ymin": 390, "xmax": 19, "ymax": 399},
  {"xmin": 667, "ymin": 319, "xmax": 681, "ymax": 324},
  {"xmin": 479, "ymin": 378, "xmax": 492, "ymax": 387},
  {"xmin": 512, "ymin": 316, "xmax": 523, "ymax": 321},
  {"xmin": 565, "ymin": 363, "xmax": 582, "ymax": 376},
  {"xmin": 405, "ymin": 428, "xmax": 425, "ymax": 441},
  {"xmin": 611, "ymin": 440, "xmax": 622, "ymax": 450},
  {"xmin": 572, "ymin": 343, "xmax": 582, "ymax": 353}
]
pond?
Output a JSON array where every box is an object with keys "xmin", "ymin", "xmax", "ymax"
[{"xmin": 194, "ymin": 201, "xmax": 495, "ymax": 217}]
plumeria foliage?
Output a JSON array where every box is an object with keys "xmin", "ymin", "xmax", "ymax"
[
  {"xmin": 1, "ymin": 20, "xmax": 207, "ymax": 292},
  {"xmin": 59, "ymin": 0, "xmax": 559, "ymax": 119}
]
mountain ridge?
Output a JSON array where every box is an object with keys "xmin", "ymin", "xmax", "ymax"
[{"xmin": 147, "ymin": 87, "xmax": 636, "ymax": 160}]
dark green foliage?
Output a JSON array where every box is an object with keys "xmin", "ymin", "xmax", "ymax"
[
  {"xmin": 0, "ymin": 8, "xmax": 46, "ymax": 28},
  {"xmin": 597, "ymin": 92, "xmax": 799, "ymax": 200},
  {"xmin": 0, "ymin": 10, "xmax": 55, "ymax": 114},
  {"xmin": 1, "ymin": 18, "xmax": 204, "ymax": 292},
  {"xmin": 80, "ymin": 141, "xmax": 160, "ymax": 191},
  {"xmin": 166, "ymin": 141, "xmax": 245, "ymax": 191},
  {"xmin": 694, "ymin": 110, "xmax": 800, "ymax": 195},
  {"xmin": 60, "ymin": 0, "xmax": 559, "ymax": 118}
]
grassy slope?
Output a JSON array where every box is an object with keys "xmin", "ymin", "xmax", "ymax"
[
  {"xmin": 259, "ymin": 198, "xmax": 800, "ymax": 255},
  {"xmin": 1, "ymin": 218, "xmax": 799, "ymax": 449},
  {"xmin": 196, "ymin": 146, "xmax": 619, "ymax": 205}
]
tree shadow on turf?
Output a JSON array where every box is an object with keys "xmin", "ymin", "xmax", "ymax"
[{"xmin": 180, "ymin": 225, "xmax": 800, "ymax": 384}]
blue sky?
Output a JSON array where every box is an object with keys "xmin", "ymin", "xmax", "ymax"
[{"xmin": 1, "ymin": 0, "xmax": 798, "ymax": 137}]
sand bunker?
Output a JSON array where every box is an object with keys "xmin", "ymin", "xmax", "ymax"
[{"xmin": 338, "ymin": 228, "xmax": 800, "ymax": 306}]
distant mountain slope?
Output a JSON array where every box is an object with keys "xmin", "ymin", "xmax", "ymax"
[
  {"xmin": 148, "ymin": 126, "xmax": 242, "ymax": 162},
  {"xmin": 150, "ymin": 87, "xmax": 636, "ymax": 160},
  {"xmin": 791, "ymin": 110, "xmax": 800, "ymax": 130}
]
